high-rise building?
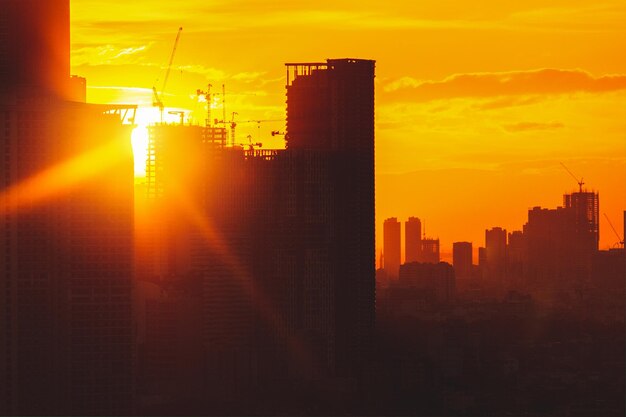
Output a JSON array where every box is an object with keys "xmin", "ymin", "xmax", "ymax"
[
  {"xmin": 421, "ymin": 238, "xmax": 440, "ymax": 263},
  {"xmin": 398, "ymin": 262, "xmax": 456, "ymax": 304},
  {"xmin": 507, "ymin": 231, "xmax": 526, "ymax": 288},
  {"xmin": 523, "ymin": 194, "xmax": 599, "ymax": 289},
  {"xmin": 135, "ymin": 58, "xmax": 376, "ymax": 401},
  {"xmin": 563, "ymin": 190, "xmax": 599, "ymax": 252},
  {"xmin": 453, "ymin": 242, "xmax": 473, "ymax": 280},
  {"xmin": 485, "ymin": 227, "xmax": 507, "ymax": 282},
  {"xmin": 384, "ymin": 217, "xmax": 401, "ymax": 279},
  {"xmin": 0, "ymin": 0, "xmax": 71, "ymax": 98},
  {"xmin": 405, "ymin": 217, "xmax": 422, "ymax": 263},
  {"xmin": 285, "ymin": 59, "xmax": 376, "ymax": 378},
  {"xmin": 0, "ymin": 2, "xmax": 135, "ymax": 414}
]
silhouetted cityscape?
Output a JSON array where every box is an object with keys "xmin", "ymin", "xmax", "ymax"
[{"xmin": 1, "ymin": 1, "xmax": 624, "ymax": 416}]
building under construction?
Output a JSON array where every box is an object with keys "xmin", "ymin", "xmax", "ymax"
[{"xmin": 135, "ymin": 58, "xmax": 376, "ymax": 407}]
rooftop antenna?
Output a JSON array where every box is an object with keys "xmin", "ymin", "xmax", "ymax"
[
  {"xmin": 603, "ymin": 213, "xmax": 624, "ymax": 248},
  {"xmin": 560, "ymin": 162, "xmax": 584, "ymax": 193}
]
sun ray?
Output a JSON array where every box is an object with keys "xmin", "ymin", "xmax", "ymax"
[{"xmin": 0, "ymin": 139, "xmax": 131, "ymax": 216}]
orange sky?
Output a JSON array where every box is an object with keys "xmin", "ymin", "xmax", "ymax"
[{"xmin": 70, "ymin": 0, "xmax": 626, "ymax": 260}]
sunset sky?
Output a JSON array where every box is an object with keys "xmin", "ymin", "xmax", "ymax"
[{"xmin": 70, "ymin": 0, "xmax": 626, "ymax": 260}]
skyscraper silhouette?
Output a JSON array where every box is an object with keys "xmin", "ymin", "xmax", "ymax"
[
  {"xmin": 384, "ymin": 217, "xmax": 401, "ymax": 279},
  {"xmin": 421, "ymin": 238, "xmax": 441, "ymax": 263},
  {"xmin": 0, "ymin": 1, "xmax": 135, "ymax": 414},
  {"xmin": 405, "ymin": 217, "xmax": 422, "ymax": 263},
  {"xmin": 523, "ymin": 190, "xmax": 600, "ymax": 289},
  {"xmin": 563, "ymin": 190, "xmax": 599, "ymax": 252},
  {"xmin": 485, "ymin": 227, "xmax": 507, "ymax": 283},
  {"xmin": 0, "ymin": 0, "xmax": 71, "ymax": 98},
  {"xmin": 134, "ymin": 59, "xmax": 377, "ymax": 407},
  {"xmin": 453, "ymin": 241, "xmax": 472, "ymax": 280},
  {"xmin": 285, "ymin": 59, "xmax": 376, "ymax": 378}
]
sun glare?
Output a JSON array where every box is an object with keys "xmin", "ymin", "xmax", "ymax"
[{"xmin": 131, "ymin": 125, "xmax": 149, "ymax": 177}]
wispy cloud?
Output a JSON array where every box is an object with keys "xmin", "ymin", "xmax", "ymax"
[
  {"xmin": 72, "ymin": 44, "xmax": 151, "ymax": 66},
  {"xmin": 383, "ymin": 69, "xmax": 626, "ymax": 102},
  {"xmin": 502, "ymin": 121, "xmax": 565, "ymax": 132}
]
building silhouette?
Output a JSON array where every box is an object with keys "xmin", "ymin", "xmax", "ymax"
[
  {"xmin": 421, "ymin": 238, "xmax": 440, "ymax": 263},
  {"xmin": 398, "ymin": 262, "xmax": 456, "ymax": 304},
  {"xmin": 384, "ymin": 217, "xmax": 401, "ymax": 279},
  {"xmin": 484, "ymin": 227, "xmax": 507, "ymax": 283},
  {"xmin": 506, "ymin": 230, "xmax": 525, "ymax": 288},
  {"xmin": 452, "ymin": 242, "xmax": 473, "ymax": 280},
  {"xmin": 284, "ymin": 59, "xmax": 376, "ymax": 379},
  {"xmin": 523, "ymin": 190, "xmax": 600, "ymax": 291},
  {"xmin": 405, "ymin": 217, "xmax": 422, "ymax": 263},
  {"xmin": 0, "ymin": 1, "xmax": 135, "ymax": 414},
  {"xmin": 563, "ymin": 190, "xmax": 599, "ymax": 252},
  {"xmin": 134, "ymin": 59, "xmax": 376, "ymax": 408}
]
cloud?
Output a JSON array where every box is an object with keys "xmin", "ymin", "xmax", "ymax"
[
  {"xmin": 72, "ymin": 44, "xmax": 150, "ymax": 66},
  {"xmin": 383, "ymin": 69, "xmax": 626, "ymax": 102},
  {"xmin": 473, "ymin": 95, "xmax": 546, "ymax": 110},
  {"xmin": 502, "ymin": 121, "xmax": 565, "ymax": 132}
]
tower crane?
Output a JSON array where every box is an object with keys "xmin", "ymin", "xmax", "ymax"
[
  {"xmin": 152, "ymin": 27, "xmax": 183, "ymax": 123},
  {"xmin": 168, "ymin": 110, "xmax": 185, "ymax": 125},
  {"xmin": 213, "ymin": 115, "xmax": 282, "ymax": 146},
  {"xmin": 560, "ymin": 162, "xmax": 585, "ymax": 193},
  {"xmin": 603, "ymin": 213, "xmax": 624, "ymax": 248},
  {"xmin": 234, "ymin": 135, "xmax": 263, "ymax": 151},
  {"xmin": 196, "ymin": 84, "xmax": 213, "ymax": 127}
]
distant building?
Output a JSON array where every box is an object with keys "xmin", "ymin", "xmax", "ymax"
[
  {"xmin": 523, "ymin": 194, "xmax": 599, "ymax": 289},
  {"xmin": 485, "ymin": 227, "xmax": 507, "ymax": 282},
  {"xmin": 478, "ymin": 247, "xmax": 487, "ymax": 268},
  {"xmin": 398, "ymin": 262, "xmax": 456, "ymax": 304},
  {"xmin": 592, "ymin": 249, "xmax": 625, "ymax": 291},
  {"xmin": 421, "ymin": 238, "xmax": 440, "ymax": 263},
  {"xmin": 563, "ymin": 190, "xmax": 599, "ymax": 251},
  {"xmin": 405, "ymin": 217, "xmax": 422, "ymax": 263},
  {"xmin": 453, "ymin": 242, "xmax": 473, "ymax": 280},
  {"xmin": 507, "ymin": 231, "xmax": 526, "ymax": 288},
  {"xmin": 384, "ymin": 217, "xmax": 401, "ymax": 279}
]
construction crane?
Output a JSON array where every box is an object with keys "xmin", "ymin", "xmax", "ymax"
[
  {"xmin": 560, "ymin": 162, "xmax": 585, "ymax": 193},
  {"xmin": 196, "ymin": 84, "xmax": 212, "ymax": 127},
  {"xmin": 213, "ymin": 114, "xmax": 283, "ymax": 146},
  {"xmin": 152, "ymin": 27, "xmax": 183, "ymax": 123},
  {"xmin": 603, "ymin": 213, "xmax": 624, "ymax": 248},
  {"xmin": 235, "ymin": 135, "xmax": 263, "ymax": 151},
  {"xmin": 168, "ymin": 110, "xmax": 185, "ymax": 125}
]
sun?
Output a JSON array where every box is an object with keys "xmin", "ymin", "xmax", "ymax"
[{"xmin": 131, "ymin": 125, "xmax": 149, "ymax": 177}]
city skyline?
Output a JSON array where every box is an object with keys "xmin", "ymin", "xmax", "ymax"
[
  {"xmin": 68, "ymin": 1, "xmax": 626, "ymax": 255},
  {"xmin": 1, "ymin": 1, "xmax": 624, "ymax": 416}
]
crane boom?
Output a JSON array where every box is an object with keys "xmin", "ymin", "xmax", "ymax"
[
  {"xmin": 161, "ymin": 27, "xmax": 183, "ymax": 97},
  {"xmin": 603, "ymin": 213, "xmax": 624, "ymax": 247},
  {"xmin": 559, "ymin": 162, "xmax": 584, "ymax": 193},
  {"xmin": 153, "ymin": 27, "xmax": 182, "ymax": 123}
]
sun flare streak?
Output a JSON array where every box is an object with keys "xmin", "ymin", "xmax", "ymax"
[{"xmin": 0, "ymin": 140, "xmax": 130, "ymax": 215}]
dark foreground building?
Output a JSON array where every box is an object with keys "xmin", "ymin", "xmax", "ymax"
[
  {"xmin": 135, "ymin": 59, "xmax": 376, "ymax": 412},
  {"xmin": 0, "ymin": 1, "xmax": 135, "ymax": 414},
  {"xmin": 284, "ymin": 59, "xmax": 376, "ymax": 378}
]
